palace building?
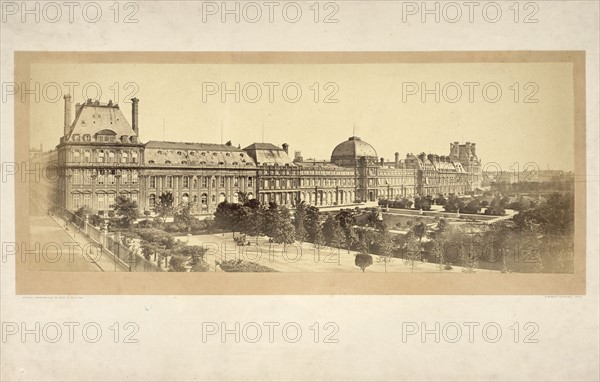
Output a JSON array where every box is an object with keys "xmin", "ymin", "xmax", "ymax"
[{"xmin": 32, "ymin": 97, "xmax": 481, "ymax": 215}]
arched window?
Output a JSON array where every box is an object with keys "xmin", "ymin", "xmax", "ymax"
[
  {"xmin": 121, "ymin": 152, "xmax": 128, "ymax": 163},
  {"xmin": 233, "ymin": 192, "xmax": 239, "ymax": 203},
  {"xmin": 182, "ymin": 193, "xmax": 189, "ymax": 204},
  {"xmin": 201, "ymin": 193, "xmax": 208, "ymax": 205},
  {"xmin": 219, "ymin": 193, "xmax": 226, "ymax": 203},
  {"xmin": 149, "ymin": 194, "xmax": 156, "ymax": 208}
]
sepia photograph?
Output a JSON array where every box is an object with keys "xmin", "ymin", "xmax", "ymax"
[{"xmin": 15, "ymin": 51, "xmax": 585, "ymax": 294}]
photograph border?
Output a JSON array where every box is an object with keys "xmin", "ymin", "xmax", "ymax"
[{"xmin": 14, "ymin": 51, "xmax": 586, "ymax": 295}]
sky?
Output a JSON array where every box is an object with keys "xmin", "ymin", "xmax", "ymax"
[{"xmin": 29, "ymin": 61, "xmax": 575, "ymax": 171}]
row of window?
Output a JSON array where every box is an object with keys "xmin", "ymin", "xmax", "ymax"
[
  {"xmin": 71, "ymin": 134, "xmax": 137, "ymax": 144},
  {"xmin": 71, "ymin": 169, "xmax": 138, "ymax": 185},
  {"xmin": 147, "ymin": 176, "xmax": 253, "ymax": 189},
  {"xmin": 70, "ymin": 150, "xmax": 139, "ymax": 164}
]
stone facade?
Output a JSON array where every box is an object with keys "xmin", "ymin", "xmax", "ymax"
[{"xmin": 34, "ymin": 97, "xmax": 482, "ymax": 215}]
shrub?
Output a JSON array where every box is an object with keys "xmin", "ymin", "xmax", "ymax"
[
  {"xmin": 217, "ymin": 259, "xmax": 277, "ymax": 272},
  {"xmin": 355, "ymin": 253, "xmax": 373, "ymax": 272},
  {"xmin": 169, "ymin": 255, "xmax": 189, "ymax": 272}
]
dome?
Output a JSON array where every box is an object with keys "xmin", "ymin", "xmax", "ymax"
[{"xmin": 331, "ymin": 136, "xmax": 378, "ymax": 165}]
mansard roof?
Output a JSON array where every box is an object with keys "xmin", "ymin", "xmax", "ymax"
[
  {"xmin": 65, "ymin": 100, "xmax": 137, "ymax": 142},
  {"xmin": 243, "ymin": 142, "xmax": 294, "ymax": 166},
  {"xmin": 144, "ymin": 140, "xmax": 255, "ymax": 167},
  {"xmin": 146, "ymin": 140, "xmax": 244, "ymax": 152}
]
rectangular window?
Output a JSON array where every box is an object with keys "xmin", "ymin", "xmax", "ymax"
[
  {"xmin": 219, "ymin": 177, "xmax": 225, "ymax": 188},
  {"xmin": 108, "ymin": 171, "xmax": 115, "ymax": 185},
  {"xmin": 166, "ymin": 176, "xmax": 173, "ymax": 188},
  {"xmin": 72, "ymin": 170, "xmax": 82, "ymax": 185},
  {"xmin": 97, "ymin": 171, "xmax": 105, "ymax": 185},
  {"xmin": 72, "ymin": 194, "xmax": 81, "ymax": 209},
  {"xmin": 183, "ymin": 176, "xmax": 189, "ymax": 188},
  {"xmin": 131, "ymin": 172, "xmax": 138, "ymax": 185},
  {"xmin": 107, "ymin": 194, "xmax": 115, "ymax": 210},
  {"xmin": 149, "ymin": 176, "xmax": 156, "ymax": 188},
  {"xmin": 201, "ymin": 177, "xmax": 208, "ymax": 188},
  {"xmin": 248, "ymin": 177, "xmax": 253, "ymax": 187},
  {"xmin": 83, "ymin": 193, "xmax": 91, "ymax": 208},
  {"xmin": 233, "ymin": 177, "xmax": 239, "ymax": 187},
  {"xmin": 122, "ymin": 171, "xmax": 129, "ymax": 185},
  {"xmin": 83, "ymin": 170, "xmax": 92, "ymax": 185},
  {"xmin": 97, "ymin": 194, "xmax": 105, "ymax": 210}
]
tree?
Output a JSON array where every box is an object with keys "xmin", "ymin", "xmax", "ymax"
[
  {"xmin": 515, "ymin": 192, "xmax": 573, "ymax": 235},
  {"xmin": 377, "ymin": 227, "xmax": 395, "ymax": 272},
  {"xmin": 336, "ymin": 209, "xmax": 358, "ymax": 253},
  {"xmin": 427, "ymin": 236, "xmax": 445, "ymax": 271},
  {"xmin": 412, "ymin": 221, "xmax": 427, "ymax": 242},
  {"xmin": 415, "ymin": 196, "xmax": 431, "ymax": 211},
  {"xmin": 271, "ymin": 205, "xmax": 296, "ymax": 251},
  {"xmin": 444, "ymin": 195, "xmax": 465, "ymax": 213},
  {"xmin": 403, "ymin": 231, "xmax": 421, "ymax": 272},
  {"xmin": 305, "ymin": 205, "xmax": 321, "ymax": 242},
  {"xmin": 140, "ymin": 240, "xmax": 156, "ymax": 261},
  {"xmin": 485, "ymin": 197, "xmax": 506, "ymax": 216},
  {"xmin": 169, "ymin": 255, "xmax": 189, "ymax": 272},
  {"xmin": 72, "ymin": 206, "xmax": 91, "ymax": 228},
  {"xmin": 313, "ymin": 222, "xmax": 325, "ymax": 261},
  {"xmin": 214, "ymin": 201, "xmax": 235, "ymax": 235},
  {"xmin": 155, "ymin": 192, "xmax": 175, "ymax": 222},
  {"xmin": 294, "ymin": 202, "xmax": 308, "ymax": 253},
  {"xmin": 437, "ymin": 218, "xmax": 448, "ymax": 233},
  {"xmin": 462, "ymin": 199, "xmax": 482, "ymax": 214},
  {"xmin": 243, "ymin": 200, "xmax": 265, "ymax": 244},
  {"xmin": 323, "ymin": 214, "xmax": 344, "ymax": 249}
]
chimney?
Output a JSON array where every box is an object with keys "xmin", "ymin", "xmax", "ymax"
[
  {"xmin": 395, "ymin": 152, "xmax": 400, "ymax": 167},
  {"xmin": 63, "ymin": 94, "xmax": 72, "ymax": 136},
  {"xmin": 282, "ymin": 143, "xmax": 289, "ymax": 154},
  {"xmin": 471, "ymin": 143, "xmax": 476, "ymax": 156},
  {"xmin": 380, "ymin": 157, "xmax": 385, "ymax": 166},
  {"xmin": 131, "ymin": 97, "xmax": 139, "ymax": 137},
  {"xmin": 453, "ymin": 141, "xmax": 459, "ymax": 157}
]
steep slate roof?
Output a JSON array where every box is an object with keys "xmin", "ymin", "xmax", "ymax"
[
  {"xmin": 144, "ymin": 140, "xmax": 255, "ymax": 167},
  {"xmin": 146, "ymin": 141, "xmax": 245, "ymax": 152},
  {"xmin": 65, "ymin": 100, "xmax": 136, "ymax": 142},
  {"xmin": 243, "ymin": 143, "xmax": 294, "ymax": 165}
]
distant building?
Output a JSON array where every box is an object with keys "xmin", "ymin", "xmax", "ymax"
[{"xmin": 32, "ymin": 96, "xmax": 483, "ymax": 216}]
